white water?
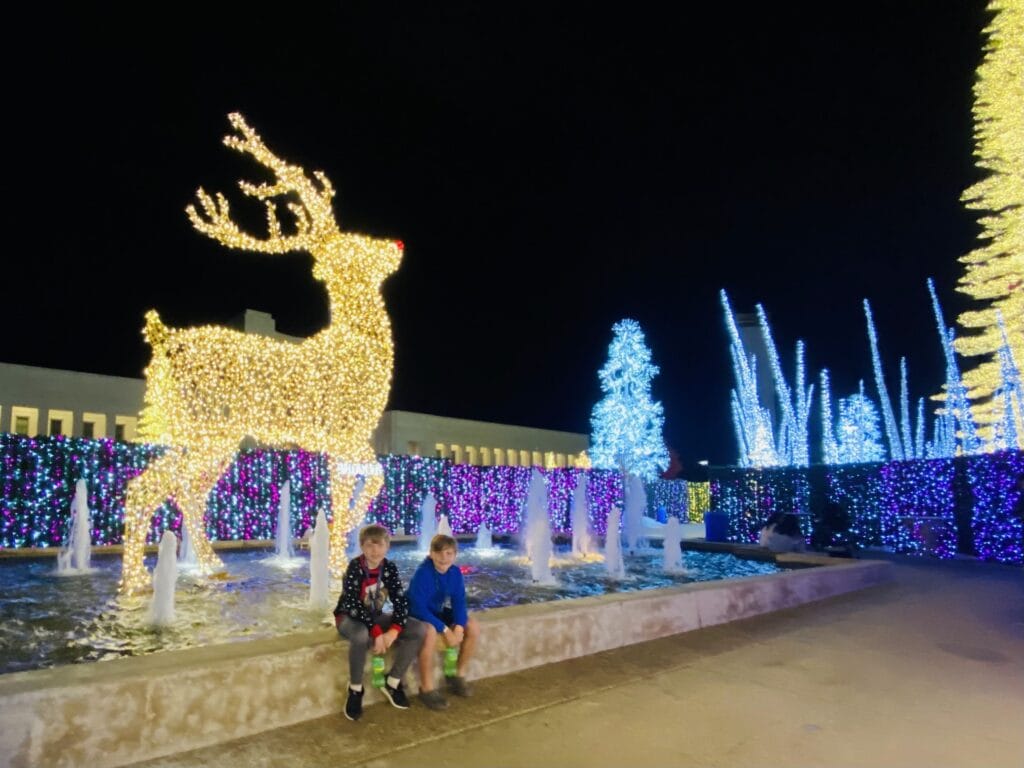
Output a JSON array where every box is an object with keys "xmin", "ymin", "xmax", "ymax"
[
  {"xmin": 527, "ymin": 514, "xmax": 556, "ymax": 585},
  {"xmin": 476, "ymin": 522, "xmax": 492, "ymax": 549},
  {"xmin": 56, "ymin": 479, "xmax": 92, "ymax": 574},
  {"xmin": 604, "ymin": 506, "xmax": 626, "ymax": 579},
  {"xmin": 623, "ymin": 473, "xmax": 648, "ymax": 553},
  {"xmin": 436, "ymin": 514, "xmax": 453, "ymax": 537},
  {"xmin": 179, "ymin": 518, "xmax": 199, "ymax": 570},
  {"xmin": 418, "ymin": 492, "xmax": 437, "ymax": 550},
  {"xmin": 309, "ymin": 509, "xmax": 330, "ymax": 608},
  {"xmin": 346, "ymin": 477, "xmax": 369, "ymax": 558},
  {"xmin": 570, "ymin": 474, "xmax": 592, "ymax": 557},
  {"xmin": 275, "ymin": 481, "xmax": 294, "ymax": 559},
  {"xmin": 148, "ymin": 530, "xmax": 178, "ymax": 626},
  {"xmin": 662, "ymin": 516, "xmax": 685, "ymax": 573},
  {"xmin": 522, "ymin": 468, "xmax": 548, "ymax": 560}
]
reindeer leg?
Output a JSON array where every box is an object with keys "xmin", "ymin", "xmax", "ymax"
[
  {"xmin": 328, "ymin": 454, "xmax": 385, "ymax": 576},
  {"xmin": 179, "ymin": 449, "xmax": 231, "ymax": 576},
  {"xmin": 120, "ymin": 450, "xmax": 181, "ymax": 595},
  {"xmin": 328, "ymin": 467, "xmax": 359, "ymax": 578}
]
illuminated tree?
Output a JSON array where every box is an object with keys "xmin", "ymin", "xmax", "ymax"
[
  {"xmin": 836, "ymin": 382, "xmax": 885, "ymax": 465},
  {"xmin": 589, "ymin": 319, "xmax": 669, "ymax": 481},
  {"xmin": 955, "ymin": 0, "xmax": 1024, "ymax": 440}
]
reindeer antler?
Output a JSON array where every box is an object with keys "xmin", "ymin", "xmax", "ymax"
[{"xmin": 186, "ymin": 113, "xmax": 340, "ymax": 253}]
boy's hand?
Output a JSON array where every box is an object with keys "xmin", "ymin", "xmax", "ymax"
[
  {"xmin": 372, "ymin": 634, "xmax": 387, "ymax": 655},
  {"xmin": 443, "ymin": 625, "xmax": 463, "ymax": 647},
  {"xmin": 452, "ymin": 625, "xmax": 465, "ymax": 645},
  {"xmin": 382, "ymin": 628, "xmax": 399, "ymax": 649}
]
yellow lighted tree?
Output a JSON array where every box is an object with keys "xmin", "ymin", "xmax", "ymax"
[
  {"xmin": 120, "ymin": 113, "xmax": 403, "ymax": 595},
  {"xmin": 955, "ymin": 0, "xmax": 1023, "ymax": 441}
]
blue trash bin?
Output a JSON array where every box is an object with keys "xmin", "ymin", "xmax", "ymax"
[{"xmin": 704, "ymin": 512, "xmax": 729, "ymax": 542}]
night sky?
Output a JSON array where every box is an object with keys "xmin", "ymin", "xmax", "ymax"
[{"xmin": 4, "ymin": 3, "xmax": 991, "ymax": 468}]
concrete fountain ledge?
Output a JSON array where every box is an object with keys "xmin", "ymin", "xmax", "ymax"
[{"xmin": 0, "ymin": 555, "xmax": 891, "ymax": 768}]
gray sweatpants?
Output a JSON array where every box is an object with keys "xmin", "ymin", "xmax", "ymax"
[{"xmin": 337, "ymin": 616, "xmax": 427, "ymax": 685}]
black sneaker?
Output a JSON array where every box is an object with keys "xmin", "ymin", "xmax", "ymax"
[
  {"xmin": 381, "ymin": 681, "xmax": 410, "ymax": 709},
  {"xmin": 419, "ymin": 689, "xmax": 449, "ymax": 710},
  {"xmin": 447, "ymin": 675, "xmax": 473, "ymax": 697},
  {"xmin": 344, "ymin": 687, "xmax": 364, "ymax": 721}
]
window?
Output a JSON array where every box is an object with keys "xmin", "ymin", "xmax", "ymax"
[
  {"xmin": 10, "ymin": 407, "xmax": 38, "ymax": 437},
  {"xmin": 82, "ymin": 413, "xmax": 106, "ymax": 439},
  {"xmin": 114, "ymin": 415, "xmax": 137, "ymax": 442},
  {"xmin": 46, "ymin": 409, "xmax": 74, "ymax": 437},
  {"xmin": 407, "ymin": 441, "xmax": 420, "ymax": 456},
  {"xmin": 435, "ymin": 443, "xmax": 447, "ymax": 459}
]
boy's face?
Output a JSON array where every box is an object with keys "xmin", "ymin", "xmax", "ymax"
[
  {"xmin": 430, "ymin": 546, "xmax": 457, "ymax": 574},
  {"xmin": 361, "ymin": 537, "xmax": 389, "ymax": 566}
]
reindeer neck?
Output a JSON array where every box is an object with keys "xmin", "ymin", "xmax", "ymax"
[{"xmin": 322, "ymin": 279, "xmax": 389, "ymax": 335}]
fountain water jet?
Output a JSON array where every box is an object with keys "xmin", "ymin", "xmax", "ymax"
[
  {"xmin": 476, "ymin": 522, "xmax": 492, "ymax": 549},
  {"xmin": 570, "ymin": 474, "xmax": 592, "ymax": 557},
  {"xmin": 522, "ymin": 468, "xmax": 548, "ymax": 560},
  {"xmin": 604, "ymin": 506, "xmax": 626, "ymax": 579},
  {"xmin": 418, "ymin": 492, "xmax": 437, "ymax": 550},
  {"xmin": 345, "ymin": 476, "xmax": 368, "ymax": 558},
  {"xmin": 56, "ymin": 479, "xmax": 92, "ymax": 574},
  {"xmin": 662, "ymin": 516, "xmax": 685, "ymax": 573},
  {"xmin": 309, "ymin": 509, "xmax": 330, "ymax": 609},
  {"xmin": 436, "ymin": 514, "xmax": 453, "ymax": 538},
  {"xmin": 623, "ymin": 474, "xmax": 647, "ymax": 554},
  {"xmin": 275, "ymin": 481, "xmax": 294, "ymax": 559},
  {"xmin": 148, "ymin": 530, "xmax": 178, "ymax": 626},
  {"xmin": 179, "ymin": 518, "xmax": 198, "ymax": 570}
]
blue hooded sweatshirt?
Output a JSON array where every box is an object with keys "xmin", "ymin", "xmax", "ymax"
[{"xmin": 407, "ymin": 556, "xmax": 468, "ymax": 632}]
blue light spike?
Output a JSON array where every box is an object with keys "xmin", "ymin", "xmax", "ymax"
[
  {"xmin": 994, "ymin": 311, "xmax": 1023, "ymax": 450},
  {"xmin": 721, "ymin": 290, "xmax": 779, "ymax": 467},
  {"xmin": 927, "ymin": 278, "xmax": 981, "ymax": 455},
  {"xmin": 899, "ymin": 357, "xmax": 914, "ymax": 459},
  {"xmin": 820, "ymin": 368, "xmax": 839, "ymax": 464},
  {"xmin": 863, "ymin": 299, "xmax": 904, "ymax": 461}
]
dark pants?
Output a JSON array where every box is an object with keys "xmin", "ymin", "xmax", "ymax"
[{"xmin": 337, "ymin": 616, "xmax": 426, "ymax": 685}]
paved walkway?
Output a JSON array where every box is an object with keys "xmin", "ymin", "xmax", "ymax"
[{"xmin": 133, "ymin": 557, "xmax": 1024, "ymax": 768}]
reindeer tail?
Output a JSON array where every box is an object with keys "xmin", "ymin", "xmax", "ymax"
[{"xmin": 143, "ymin": 310, "xmax": 171, "ymax": 350}]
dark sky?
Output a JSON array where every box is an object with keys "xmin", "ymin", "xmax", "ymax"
[{"xmin": 3, "ymin": 2, "xmax": 990, "ymax": 467}]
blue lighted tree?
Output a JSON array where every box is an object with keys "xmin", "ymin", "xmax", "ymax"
[
  {"xmin": 836, "ymin": 382, "xmax": 885, "ymax": 464},
  {"xmin": 589, "ymin": 319, "xmax": 669, "ymax": 481}
]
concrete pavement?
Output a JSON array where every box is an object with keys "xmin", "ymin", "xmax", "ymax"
[{"xmin": 132, "ymin": 557, "xmax": 1023, "ymax": 768}]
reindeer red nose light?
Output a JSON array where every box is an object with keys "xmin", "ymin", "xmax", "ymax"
[{"xmin": 395, "ymin": 239, "xmax": 404, "ymax": 251}]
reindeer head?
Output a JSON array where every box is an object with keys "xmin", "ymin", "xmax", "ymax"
[{"xmin": 187, "ymin": 113, "xmax": 403, "ymax": 290}]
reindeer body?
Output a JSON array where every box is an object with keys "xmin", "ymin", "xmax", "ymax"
[{"xmin": 119, "ymin": 115, "xmax": 402, "ymax": 595}]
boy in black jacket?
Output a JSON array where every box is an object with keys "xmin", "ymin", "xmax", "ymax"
[{"xmin": 334, "ymin": 524, "xmax": 426, "ymax": 721}]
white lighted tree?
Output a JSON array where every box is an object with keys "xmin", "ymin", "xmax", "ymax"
[{"xmin": 589, "ymin": 319, "xmax": 669, "ymax": 481}]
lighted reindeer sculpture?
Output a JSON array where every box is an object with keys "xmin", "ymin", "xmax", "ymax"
[{"xmin": 120, "ymin": 113, "xmax": 403, "ymax": 595}]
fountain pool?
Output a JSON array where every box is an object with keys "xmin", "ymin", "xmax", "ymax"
[{"xmin": 0, "ymin": 542, "xmax": 783, "ymax": 675}]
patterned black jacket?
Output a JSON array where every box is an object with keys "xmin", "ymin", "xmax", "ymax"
[{"xmin": 333, "ymin": 556, "xmax": 410, "ymax": 636}]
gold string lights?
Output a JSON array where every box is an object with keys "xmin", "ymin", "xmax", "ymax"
[{"xmin": 120, "ymin": 113, "xmax": 403, "ymax": 594}]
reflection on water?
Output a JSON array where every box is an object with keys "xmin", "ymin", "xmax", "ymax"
[{"xmin": 0, "ymin": 544, "xmax": 781, "ymax": 674}]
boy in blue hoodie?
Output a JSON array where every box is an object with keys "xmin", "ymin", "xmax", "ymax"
[{"xmin": 408, "ymin": 533, "xmax": 480, "ymax": 710}]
